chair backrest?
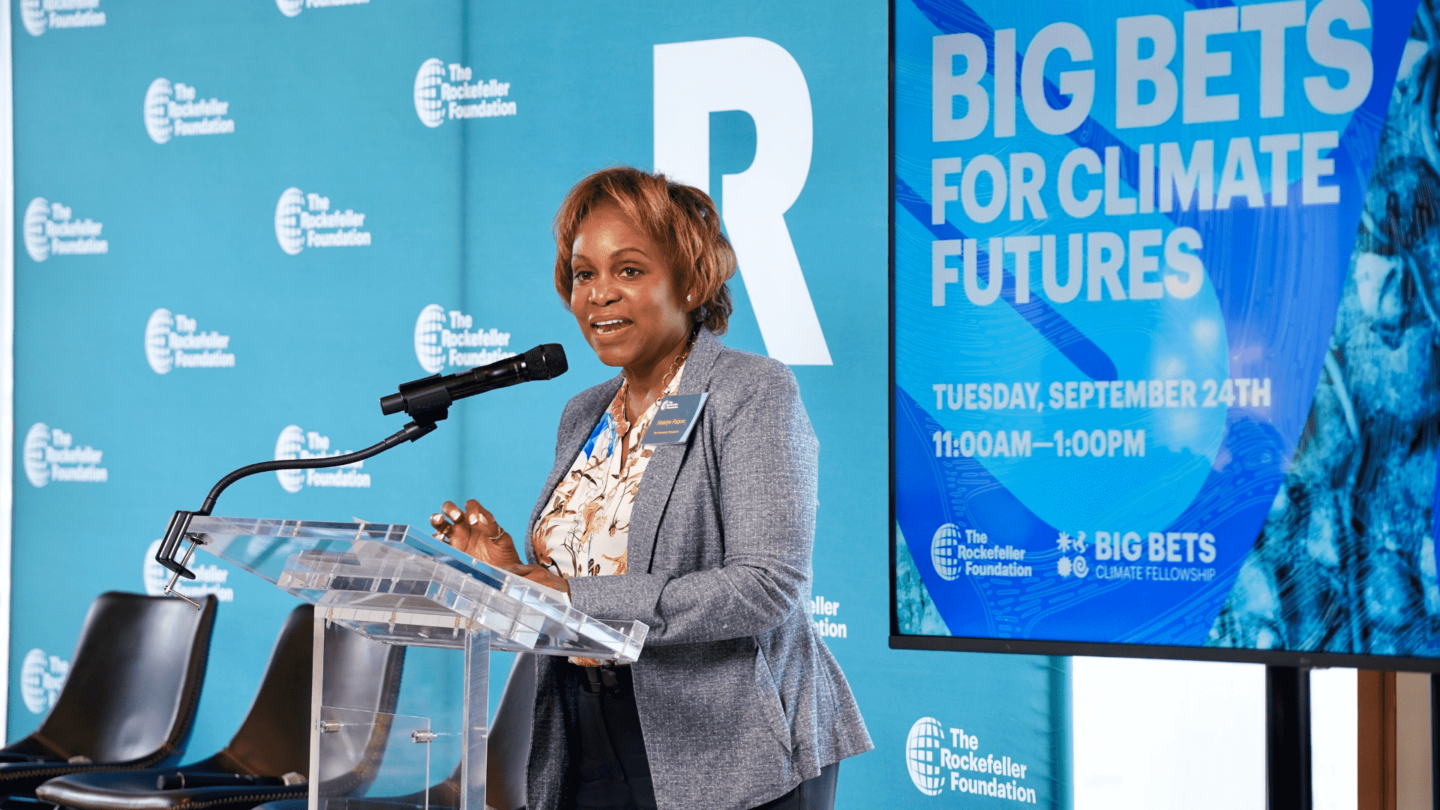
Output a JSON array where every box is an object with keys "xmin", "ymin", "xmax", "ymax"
[
  {"xmin": 32, "ymin": 591, "xmax": 218, "ymax": 765},
  {"xmin": 209, "ymin": 605, "xmax": 312, "ymax": 776},
  {"xmin": 216, "ymin": 605, "xmax": 405, "ymax": 784},
  {"xmin": 485, "ymin": 652, "xmax": 536, "ymax": 810}
]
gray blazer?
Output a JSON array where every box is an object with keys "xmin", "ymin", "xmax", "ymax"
[{"xmin": 523, "ymin": 328, "xmax": 872, "ymax": 810}]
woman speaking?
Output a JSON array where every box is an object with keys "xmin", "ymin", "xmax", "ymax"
[{"xmin": 430, "ymin": 167, "xmax": 871, "ymax": 810}]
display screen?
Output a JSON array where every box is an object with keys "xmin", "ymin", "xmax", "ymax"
[{"xmin": 891, "ymin": 0, "xmax": 1440, "ymax": 667}]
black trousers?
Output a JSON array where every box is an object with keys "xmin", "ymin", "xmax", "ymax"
[{"xmin": 564, "ymin": 662, "xmax": 839, "ymax": 810}]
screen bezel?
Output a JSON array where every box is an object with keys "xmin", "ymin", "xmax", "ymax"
[{"xmin": 883, "ymin": 0, "xmax": 1440, "ymax": 674}]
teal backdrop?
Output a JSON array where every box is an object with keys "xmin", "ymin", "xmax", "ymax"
[{"xmin": 7, "ymin": 2, "xmax": 1071, "ymax": 806}]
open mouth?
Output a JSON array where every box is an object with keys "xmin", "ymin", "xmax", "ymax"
[{"xmin": 591, "ymin": 318, "xmax": 631, "ymax": 335}]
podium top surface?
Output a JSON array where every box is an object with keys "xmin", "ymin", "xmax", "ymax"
[{"xmin": 187, "ymin": 516, "xmax": 647, "ymax": 662}]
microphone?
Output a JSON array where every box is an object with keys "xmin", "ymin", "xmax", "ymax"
[{"xmin": 380, "ymin": 343, "xmax": 568, "ymax": 426}]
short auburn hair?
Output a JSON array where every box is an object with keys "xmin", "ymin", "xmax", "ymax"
[{"xmin": 553, "ymin": 166, "xmax": 736, "ymax": 334}]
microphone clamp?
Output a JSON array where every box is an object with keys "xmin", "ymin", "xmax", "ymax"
[{"xmin": 379, "ymin": 375, "xmax": 452, "ymax": 427}]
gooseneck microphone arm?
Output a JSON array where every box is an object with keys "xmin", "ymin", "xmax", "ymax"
[
  {"xmin": 154, "ymin": 343, "xmax": 569, "ymax": 601},
  {"xmin": 152, "ymin": 420, "xmax": 437, "ymax": 606},
  {"xmin": 197, "ymin": 421, "xmax": 436, "ymax": 517}
]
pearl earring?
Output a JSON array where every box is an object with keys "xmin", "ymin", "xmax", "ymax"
[{"xmin": 687, "ymin": 294, "xmax": 692, "ymax": 302}]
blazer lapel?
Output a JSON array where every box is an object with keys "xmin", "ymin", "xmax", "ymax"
[{"xmin": 626, "ymin": 328, "xmax": 723, "ymax": 573}]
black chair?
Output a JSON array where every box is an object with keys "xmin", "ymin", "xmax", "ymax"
[
  {"xmin": 37, "ymin": 605, "xmax": 406, "ymax": 810},
  {"xmin": 246, "ymin": 651, "xmax": 537, "ymax": 810},
  {"xmin": 0, "ymin": 592, "xmax": 219, "ymax": 799}
]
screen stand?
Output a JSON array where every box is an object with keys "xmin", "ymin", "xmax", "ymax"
[
  {"xmin": 1266, "ymin": 665, "xmax": 1312, "ymax": 810},
  {"xmin": 1431, "ymin": 674, "xmax": 1440, "ymax": 810}
]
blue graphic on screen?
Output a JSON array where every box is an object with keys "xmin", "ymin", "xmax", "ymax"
[{"xmin": 893, "ymin": 0, "xmax": 1438, "ymax": 658}]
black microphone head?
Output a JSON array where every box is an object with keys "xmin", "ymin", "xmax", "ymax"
[{"xmin": 523, "ymin": 344, "xmax": 568, "ymax": 380}]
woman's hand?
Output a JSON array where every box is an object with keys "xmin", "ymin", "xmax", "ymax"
[
  {"xmin": 429, "ymin": 500, "xmax": 571, "ymax": 597},
  {"xmin": 430, "ymin": 499, "xmax": 523, "ymax": 568},
  {"xmin": 509, "ymin": 563, "xmax": 571, "ymax": 597}
]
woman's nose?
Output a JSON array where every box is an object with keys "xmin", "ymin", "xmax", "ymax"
[{"xmin": 589, "ymin": 273, "xmax": 621, "ymax": 305}]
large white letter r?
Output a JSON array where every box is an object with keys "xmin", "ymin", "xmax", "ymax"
[{"xmin": 654, "ymin": 36, "xmax": 832, "ymax": 365}]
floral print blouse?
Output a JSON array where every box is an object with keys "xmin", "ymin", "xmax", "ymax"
[{"xmin": 531, "ymin": 362, "xmax": 685, "ymax": 583}]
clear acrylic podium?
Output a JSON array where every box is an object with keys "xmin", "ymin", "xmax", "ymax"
[{"xmin": 183, "ymin": 516, "xmax": 648, "ymax": 810}]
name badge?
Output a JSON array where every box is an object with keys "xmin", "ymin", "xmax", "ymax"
[{"xmin": 642, "ymin": 393, "xmax": 708, "ymax": 446}]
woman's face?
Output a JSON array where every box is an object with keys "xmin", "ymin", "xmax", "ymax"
[{"xmin": 569, "ymin": 202, "xmax": 691, "ymax": 371}]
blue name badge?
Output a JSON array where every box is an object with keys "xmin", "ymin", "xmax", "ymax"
[{"xmin": 641, "ymin": 393, "xmax": 708, "ymax": 446}]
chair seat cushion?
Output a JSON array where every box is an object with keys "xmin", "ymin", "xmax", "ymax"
[{"xmin": 36, "ymin": 770, "xmax": 306, "ymax": 810}]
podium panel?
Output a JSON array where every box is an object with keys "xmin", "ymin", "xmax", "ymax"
[{"xmin": 177, "ymin": 516, "xmax": 647, "ymax": 810}]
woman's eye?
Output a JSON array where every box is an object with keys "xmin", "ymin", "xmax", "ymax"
[
  {"xmin": 573, "ymin": 269, "xmax": 593, "ymax": 282},
  {"xmin": 620, "ymin": 266, "xmax": 642, "ymax": 277}
]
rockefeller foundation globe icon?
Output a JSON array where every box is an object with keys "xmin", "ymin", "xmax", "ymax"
[
  {"xmin": 274, "ymin": 425, "xmax": 307, "ymax": 493},
  {"xmin": 414, "ymin": 58, "xmax": 446, "ymax": 128},
  {"xmin": 414, "ymin": 304, "xmax": 447, "ymax": 374},
  {"xmin": 274, "ymin": 187, "xmax": 305, "ymax": 255},
  {"xmin": 905, "ymin": 717, "xmax": 946, "ymax": 796},
  {"xmin": 930, "ymin": 522, "xmax": 963, "ymax": 581}
]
